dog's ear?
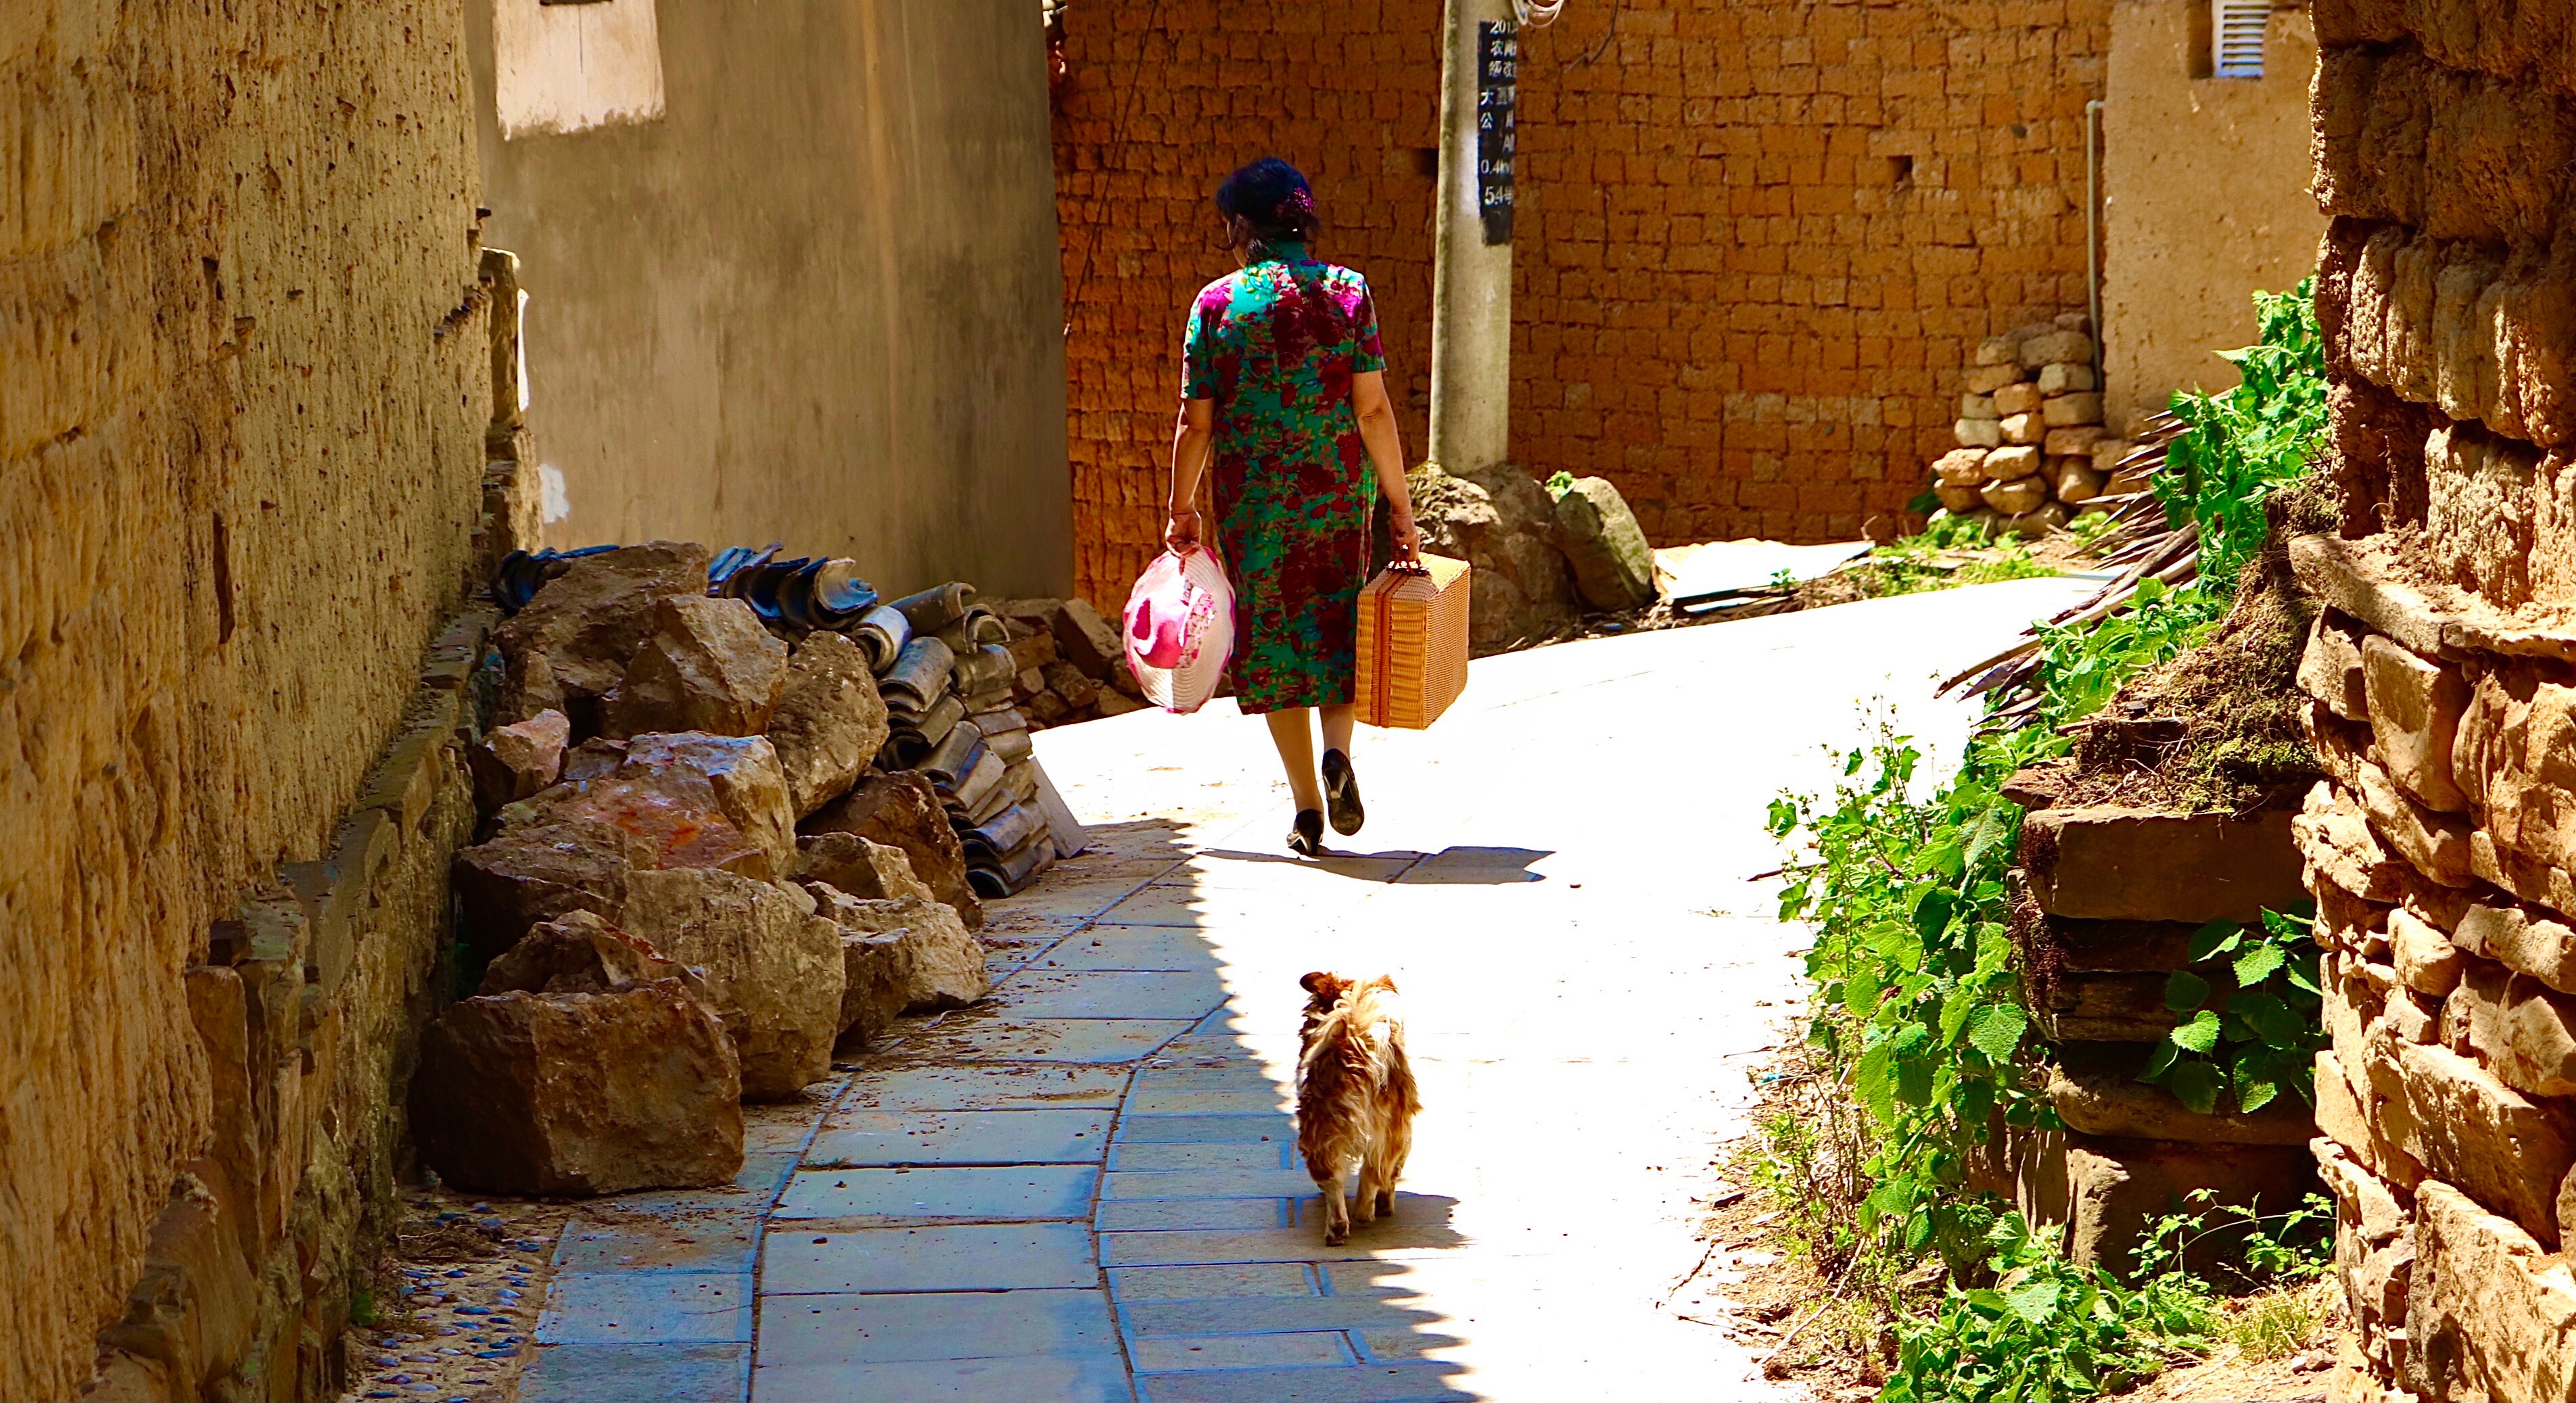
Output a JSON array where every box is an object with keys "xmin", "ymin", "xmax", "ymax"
[{"xmin": 1298, "ymin": 970, "xmax": 1336, "ymax": 995}]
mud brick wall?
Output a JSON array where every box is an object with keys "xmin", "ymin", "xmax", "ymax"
[
  {"xmin": 1052, "ymin": 0, "xmax": 2108, "ymax": 607},
  {"xmin": 1051, "ymin": 1, "xmax": 1444, "ymax": 609},
  {"xmin": 1, "ymin": 3, "xmax": 490, "ymax": 1396},
  {"xmin": 2298, "ymin": 0, "xmax": 2576, "ymax": 1394}
]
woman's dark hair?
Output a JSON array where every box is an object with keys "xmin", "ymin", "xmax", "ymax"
[{"xmin": 1215, "ymin": 156, "xmax": 1321, "ymax": 248}]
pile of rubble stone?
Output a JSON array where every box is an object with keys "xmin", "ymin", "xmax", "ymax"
[
  {"xmin": 1928, "ymin": 315, "xmax": 2140, "ymax": 536},
  {"xmin": 411, "ymin": 541, "xmax": 1090, "ymax": 1197}
]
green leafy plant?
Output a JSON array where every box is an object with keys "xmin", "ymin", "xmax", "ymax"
[
  {"xmin": 2063, "ymin": 510, "xmax": 2119, "ymax": 551},
  {"xmin": 1545, "ymin": 469, "xmax": 1576, "ymax": 497},
  {"xmin": 2138, "ymin": 909, "xmax": 2325, "ymax": 1115},
  {"xmin": 1770, "ymin": 724, "xmax": 2066, "ymax": 1273},
  {"xmin": 1837, "ymin": 515, "xmax": 2055, "ymax": 600},
  {"xmin": 2028, "ymin": 577, "xmax": 2228, "ymax": 730},
  {"xmin": 2157, "ymin": 277, "xmax": 2328, "ymax": 595},
  {"xmin": 1883, "ymin": 1216, "xmax": 2209, "ymax": 1403}
]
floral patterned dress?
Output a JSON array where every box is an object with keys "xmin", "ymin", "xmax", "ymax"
[{"xmin": 1180, "ymin": 243, "xmax": 1386, "ymax": 714}]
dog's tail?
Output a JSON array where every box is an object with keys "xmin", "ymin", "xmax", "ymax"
[{"xmin": 1294, "ymin": 1014, "xmax": 1349, "ymax": 1167}]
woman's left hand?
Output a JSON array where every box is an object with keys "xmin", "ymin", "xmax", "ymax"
[{"xmin": 1165, "ymin": 509, "xmax": 1201, "ymax": 550}]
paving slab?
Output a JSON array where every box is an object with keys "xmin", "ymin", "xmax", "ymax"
[
  {"xmin": 519, "ymin": 1342, "xmax": 750, "ymax": 1403},
  {"xmin": 805, "ymin": 1108, "xmax": 1113, "ymax": 1166},
  {"xmin": 841, "ymin": 1062, "xmax": 1131, "ymax": 1112},
  {"xmin": 536, "ymin": 1272, "xmax": 752, "ymax": 1345},
  {"xmin": 1102, "ymin": 1168, "xmax": 1320, "ymax": 1199},
  {"xmin": 989, "ymin": 968, "xmax": 1233, "ymax": 1020},
  {"xmin": 901, "ymin": 1016, "xmax": 1196, "ymax": 1064},
  {"xmin": 1132, "ymin": 1331, "xmax": 1359, "ymax": 1371},
  {"xmin": 1096, "ymin": 1197, "xmax": 1292, "ymax": 1231},
  {"xmin": 1037, "ymin": 928, "xmax": 1234, "ymax": 972},
  {"xmin": 1135, "ymin": 1362, "xmax": 1473, "ymax": 1402},
  {"xmin": 1114, "ymin": 1114, "xmax": 1294, "ymax": 1144},
  {"xmin": 772, "ymin": 1165, "xmax": 1098, "ymax": 1223},
  {"xmin": 1108, "ymin": 1264, "xmax": 1319, "ymax": 1302},
  {"xmin": 1110, "ymin": 1141, "xmax": 1296, "ymax": 1171},
  {"xmin": 1103, "ymin": 1223, "xmax": 1463, "ymax": 1268},
  {"xmin": 1122, "ymin": 1086, "xmax": 1289, "ymax": 1116},
  {"xmin": 760, "ymin": 1222, "xmax": 1098, "ymax": 1294},
  {"xmin": 553, "ymin": 1212, "xmax": 762, "ymax": 1274},
  {"xmin": 755, "ymin": 1354, "xmax": 1135, "ymax": 1403},
  {"xmin": 1121, "ymin": 1295, "xmax": 1454, "ymax": 1339},
  {"xmin": 755, "ymin": 1288, "xmax": 1119, "ymax": 1364}
]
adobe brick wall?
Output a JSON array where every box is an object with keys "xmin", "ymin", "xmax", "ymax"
[
  {"xmin": 1052, "ymin": 1, "xmax": 1445, "ymax": 610},
  {"xmin": 1054, "ymin": 0, "xmax": 2109, "ymax": 607}
]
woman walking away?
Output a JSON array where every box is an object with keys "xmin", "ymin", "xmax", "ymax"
[{"xmin": 1165, "ymin": 156, "xmax": 1422, "ymax": 858}]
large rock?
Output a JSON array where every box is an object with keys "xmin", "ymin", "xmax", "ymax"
[
  {"xmin": 2365, "ymin": 1033, "xmax": 2575, "ymax": 1243},
  {"xmin": 2020, "ymin": 804, "xmax": 2307, "ymax": 923},
  {"xmin": 2454, "ymin": 901, "xmax": 2576, "ymax": 995},
  {"xmin": 2298, "ymin": 615, "xmax": 2371, "ymax": 721},
  {"xmin": 470, "ymin": 709, "xmax": 570, "ymax": 811},
  {"xmin": 452, "ymin": 816, "xmax": 642, "ymax": 960},
  {"xmin": 2404, "ymin": 1179, "xmax": 2576, "ymax": 1403},
  {"xmin": 768, "ymin": 632, "xmax": 891, "ymax": 819},
  {"xmin": 2445, "ymin": 956, "xmax": 2576, "ymax": 1099},
  {"xmin": 2360, "ymin": 636, "xmax": 2471, "ymax": 812},
  {"xmin": 603, "ymin": 595, "xmax": 789, "ymax": 739},
  {"xmin": 479, "ymin": 909, "xmax": 697, "ymax": 997},
  {"xmin": 1052, "ymin": 597, "xmax": 1124, "ymax": 678},
  {"xmin": 795, "ymin": 831, "xmax": 936, "ymax": 903},
  {"xmin": 805, "ymin": 771, "xmax": 982, "ymax": 928},
  {"xmin": 801, "ymin": 880, "xmax": 985, "ymax": 1047},
  {"xmin": 492, "ymin": 541, "xmax": 711, "ymax": 722},
  {"xmin": 2045, "ymin": 1047, "xmax": 2316, "ymax": 1145},
  {"xmin": 2455, "ymin": 667, "xmax": 2576, "ymax": 880},
  {"xmin": 2389, "ymin": 906, "xmax": 2464, "ymax": 995},
  {"xmin": 2302, "ymin": 717, "xmax": 2478, "ymax": 887},
  {"xmin": 508, "ymin": 732, "xmax": 797, "ymax": 882},
  {"xmin": 1549, "ymin": 476, "xmax": 1656, "ymax": 611},
  {"xmin": 411, "ymin": 980, "xmax": 743, "ymax": 1195},
  {"xmin": 802, "ymin": 882, "xmax": 988, "ymax": 1012},
  {"xmin": 2057, "ymin": 1134, "xmax": 2317, "ymax": 1277},
  {"xmin": 1409, "ymin": 462, "xmax": 1580, "ymax": 653},
  {"xmin": 2295, "ymin": 778, "xmax": 2414, "ymax": 903},
  {"xmin": 618, "ymin": 867, "xmax": 845, "ymax": 1100}
]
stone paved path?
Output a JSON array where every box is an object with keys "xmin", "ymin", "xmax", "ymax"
[{"xmin": 516, "ymin": 577, "xmax": 2094, "ymax": 1403}]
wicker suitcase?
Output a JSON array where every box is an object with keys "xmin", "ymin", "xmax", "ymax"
[{"xmin": 1354, "ymin": 553, "xmax": 1472, "ymax": 729}]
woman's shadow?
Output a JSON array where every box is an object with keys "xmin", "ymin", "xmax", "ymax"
[{"xmin": 1194, "ymin": 845, "xmax": 1553, "ymax": 884}]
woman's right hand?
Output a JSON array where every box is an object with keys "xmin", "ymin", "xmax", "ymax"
[
  {"xmin": 1389, "ymin": 506, "xmax": 1423, "ymax": 564},
  {"xmin": 1165, "ymin": 509, "xmax": 1201, "ymax": 550}
]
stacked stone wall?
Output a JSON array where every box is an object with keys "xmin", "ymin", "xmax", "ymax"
[
  {"xmin": 1052, "ymin": 0, "xmax": 2108, "ymax": 608},
  {"xmin": 2300, "ymin": 1, "xmax": 2576, "ymax": 1394},
  {"xmin": 2, "ymin": 3, "xmax": 491, "ymax": 1396}
]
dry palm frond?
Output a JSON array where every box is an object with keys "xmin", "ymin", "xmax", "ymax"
[{"xmin": 1938, "ymin": 412, "xmax": 2194, "ymax": 724}]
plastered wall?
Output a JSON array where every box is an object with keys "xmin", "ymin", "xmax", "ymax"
[
  {"xmin": 468, "ymin": 0, "xmax": 1075, "ymax": 601},
  {"xmin": 1054, "ymin": 0, "xmax": 2114, "ymax": 607},
  {"xmin": 0, "ymin": 0, "xmax": 488, "ymax": 1394},
  {"xmin": 2101, "ymin": 0, "xmax": 2326, "ymax": 435}
]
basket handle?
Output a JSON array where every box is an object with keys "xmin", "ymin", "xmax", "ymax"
[{"xmin": 1382, "ymin": 558, "xmax": 1430, "ymax": 578}]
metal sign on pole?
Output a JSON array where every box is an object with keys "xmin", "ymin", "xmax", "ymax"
[{"xmin": 1429, "ymin": 0, "xmax": 1516, "ymax": 478}]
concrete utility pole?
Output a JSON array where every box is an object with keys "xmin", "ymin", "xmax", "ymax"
[{"xmin": 1428, "ymin": 0, "xmax": 1518, "ymax": 476}]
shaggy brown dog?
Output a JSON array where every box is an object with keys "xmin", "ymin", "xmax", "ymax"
[{"xmin": 1294, "ymin": 972, "xmax": 1420, "ymax": 1245}]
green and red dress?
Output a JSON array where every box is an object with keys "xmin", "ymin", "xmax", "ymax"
[{"xmin": 1180, "ymin": 243, "xmax": 1386, "ymax": 714}]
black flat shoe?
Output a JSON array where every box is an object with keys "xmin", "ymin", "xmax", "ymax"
[
  {"xmin": 1321, "ymin": 749, "xmax": 1365, "ymax": 836},
  {"xmin": 1288, "ymin": 808, "xmax": 1325, "ymax": 857}
]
